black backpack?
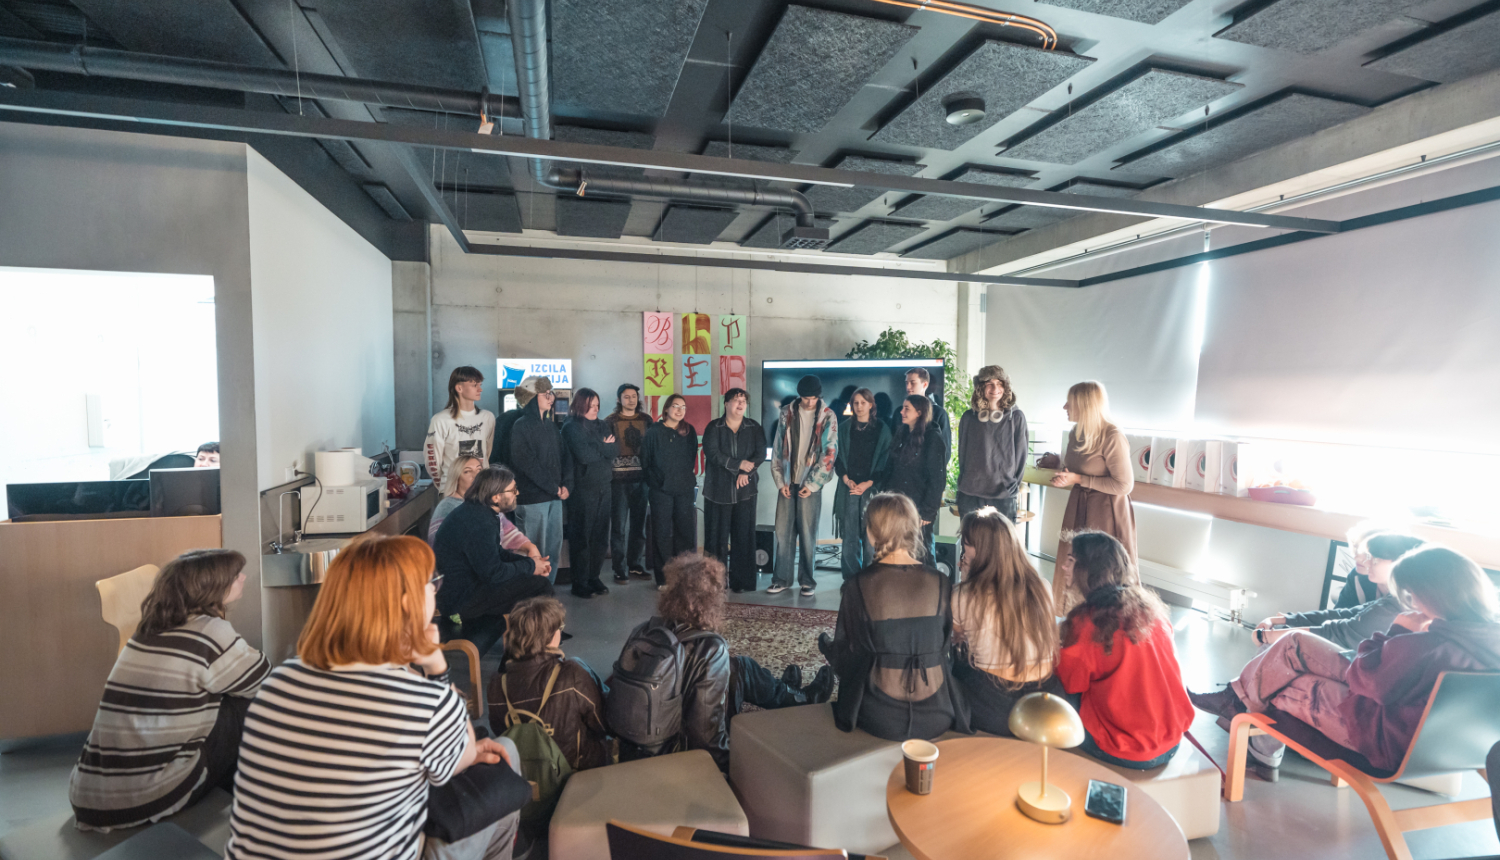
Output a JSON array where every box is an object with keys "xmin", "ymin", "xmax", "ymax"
[{"xmin": 607, "ymin": 617, "xmax": 721, "ymax": 749}]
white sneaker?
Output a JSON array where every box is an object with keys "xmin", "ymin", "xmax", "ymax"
[
  {"xmin": 657, "ymin": 584, "xmax": 668, "ymax": 592},
  {"xmin": 765, "ymin": 584, "xmax": 788, "ymax": 594}
]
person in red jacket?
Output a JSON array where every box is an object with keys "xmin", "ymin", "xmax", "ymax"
[
  {"xmin": 1192, "ymin": 545, "xmax": 1500, "ymax": 779},
  {"xmin": 1056, "ymin": 530, "xmax": 1194, "ymax": 769}
]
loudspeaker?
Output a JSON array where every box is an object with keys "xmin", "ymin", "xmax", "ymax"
[
  {"xmin": 755, "ymin": 524, "xmax": 776, "ymax": 573},
  {"xmin": 933, "ymin": 535, "xmax": 959, "ymax": 582}
]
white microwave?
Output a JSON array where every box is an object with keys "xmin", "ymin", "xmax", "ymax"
[{"xmin": 300, "ymin": 478, "xmax": 388, "ymax": 534}]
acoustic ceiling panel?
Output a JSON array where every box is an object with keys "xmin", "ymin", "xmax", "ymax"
[
  {"xmin": 70, "ymin": 0, "xmax": 280, "ymax": 67},
  {"xmin": 950, "ymin": 167, "xmax": 1037, "ymax": 187},
  {"xmin": 1060, "ymin": 180, "xmax": 1141, "ymax": 197},
  {"xmin": 556, "ymin": 196, "xmax": 633, "ymax": 238},
  {"xmin": 1037, "ymin": 0, "xmax": 1194, "ymax": 24},
  {"xmin": 1004, "ymin": 70, "xmax": 1241, "ymax": 166},
  {"xmin": 701, "ymin": 141, "xmax": 797, "ymax": 188},
  {"xmin": 1123, "ymin": 93, "xmax": 1368, "ymax": 178},
  {"xmin": 731, "ymin": 5, "xmax": 917, "ymax": 134},
  {"xmin": 804, "ymin": 156, "xmax": 922, "ymax": 214},
  {"xmin": 894, "ymin": 195, "xmax": 983, "ymax": 222},
  {"xmin": 905, "ymin": 228, "xmax": 1013, "ymax": 260},
  {"xmin": 655, "ymin": 205, "xmax": 740, "ymax": 244},
  {"xmin": 873, "ymin": 41, "xmax": 1093, "ymax": 151},
  {"xmin": 302, "ymin": 0, "xmax": 486, "ymax": 90},
  {"xmin": 318, "ymin": 139, "xmax": 374, "ymax": 177},
  {"xmin": 457, "ymin": 191, "xmax": 523, "ymax": 234},
  {"xmin": 984, "ymin": 204, "xmax": 1073, "ymax": 231},
  {"xmin": 740, "ymin": 215, "xmax": 835, "ymax": 249},
  {"xmin": 553, "ymin": 0, "xmax": 710, "ymax": 117},
  {"xmin": 555, "ymin": 125, "xmax": 655, "ymax": 180},
  {"xmin": 1367, "ymin": 10, "xmax": 1500, "ymax": 83},
  {"xmin": 363, "ymin": 184, "xmax": 412, "ymax": 221},
  {"xmin": 1217, "ymin": 0, "xmax": 1417, "ymax": 53},
  {"xmin": 828, "ymin": 221, "xmax": 927, "ymax": 255}
]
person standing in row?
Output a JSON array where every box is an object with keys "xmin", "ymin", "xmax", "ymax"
[
  {"xmin": 769, "ymin": 375, "xmax": 838, "ymax": 597},
  {"xmin": 562, "ymin": 388, "xmax": 618, "ymax": 599},
  {"xmin": 834, "ymin": 388, "xmax": 890, "ymax": 580},
  {"xmin": 901, "ymin": 367, "xmax": 950, "ymax": 448},
  {"xmin": 426, "ymin": 365, "xmax": 495, "ymax": 495},
  {"xmin": 642, "ymin": 394, "xmax": 699, "ymax": 590},
  {"xmin": 956, "ymin": 365, "xmax": 1028, "ymax": 523},
  {"xmin": 510, "ymin": 375, "xmax": 572, "ymax": 581},
  {"xmin": 1039, "ymin": 381, "xmax": 1136, "ymax": 614},
  {"xmin": 882, "ymin": 394, "xmax": 949, "ymax": 561},
  {"xmin": 702, "ymin": 388, "xmax": 767, "ymax": 593},
  {"xmin": 606, "ymin": 384, "xmax": 652, "ymax": 583}
]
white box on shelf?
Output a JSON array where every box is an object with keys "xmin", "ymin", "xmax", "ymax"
[
  {"xmin": 1173, "ymin": 439, "xmax": 1209, "ymax": 491},
  {"xmin": 1149, "ymin": 437, "xmax": 1178, "ymax": 486},
  {"xmin": 1204, "ymin": 440, "xmax": 1249, "ymax": 497},
  {"xmin": 1126, "ymin": 434, "xmax": 1154, "ymax": 483}
]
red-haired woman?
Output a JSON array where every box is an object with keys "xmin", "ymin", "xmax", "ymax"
[{"xmin": 226, "ymin": 536, "xmax": 528, "ymax": 860}]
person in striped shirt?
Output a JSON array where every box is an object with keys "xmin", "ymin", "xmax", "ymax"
[
  {"xmin": 69, "ymin": 549, "xmax": 269, "ymax": 831},
  {"xmin": 226, "ymin": 535, "xmax": 525, "ymax": 860}
]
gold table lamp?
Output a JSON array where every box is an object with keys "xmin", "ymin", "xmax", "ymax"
[{"xmin": 1008, "ymin": 691, "xmax": 1086, "ymax": 824}]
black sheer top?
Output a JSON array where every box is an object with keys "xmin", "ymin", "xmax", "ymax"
[{"xmin": 823, "ymin": 562, "xmax": 968, "ymax": 741}]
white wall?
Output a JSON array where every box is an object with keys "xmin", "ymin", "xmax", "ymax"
[{"xmin": 247, "ymin": 149, "xmax": 395, "ymax": 489}]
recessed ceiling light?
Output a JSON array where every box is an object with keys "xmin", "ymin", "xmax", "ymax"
[{"xmin": 943, "ymin": 94, "xmax": 986, "ymax": 126}]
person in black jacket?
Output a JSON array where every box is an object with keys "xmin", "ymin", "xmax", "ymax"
[
  {"xmin": 701, "ymin": 388, "xmax": 766, "ymax": 593},
  {"xmin": 509, "ymin": 376, "xmax": 573, "ymax": 582},
  {"xmin": 881, "ymin": 394, "xmax": 949, "ymax": 559},
  {"xmin": 613, "ymin": 552, "xmax": 833, "ymax": 773},
  {"xmin": 561, "ymin": 388, "xmax": 618, "ymax": 599},
  {"xmin": 434, "ymin": 466, "xmax": 555, "ymax": 624},
  {"xmin": 641, "ymin": 394, "xmax": 699, "ymax": 589},
  {"xmin": 901, "ymin": 367, "xmax": 950, "ymax": 449}
]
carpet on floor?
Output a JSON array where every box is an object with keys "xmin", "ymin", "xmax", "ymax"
[{"xmin": 721, "ymin": 603, "xmax": 838, "ymax": 706}]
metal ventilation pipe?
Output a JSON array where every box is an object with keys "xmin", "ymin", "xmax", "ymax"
[
  {"xmin": 0, "ymin": 36, "xmax": 519, "ymax": 118},
  {"xmin": 507, "ymin": 0, "xmax": 553, "ymax": 186}
]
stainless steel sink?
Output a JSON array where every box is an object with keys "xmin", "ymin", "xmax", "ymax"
[{"xmin": 262, "ymin": 538, "xmax": 347, "ymax": 587}]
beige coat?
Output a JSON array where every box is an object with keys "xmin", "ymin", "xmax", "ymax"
[{"xmin": 1053, "ymin": 424, "xmax": 1137, "ymax": 611}]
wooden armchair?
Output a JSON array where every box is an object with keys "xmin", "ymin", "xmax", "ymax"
[{"xmin": 1224, "ymin": 671, "xmax": 1500, "ymax": 860}]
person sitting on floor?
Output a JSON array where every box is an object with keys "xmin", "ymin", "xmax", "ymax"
[
  {"xmin": 69, "ymin": 549, "xmax": 269, "ymax": 832},
  {"xmin": 226, "ymin": 536, "xmax": 529, "ymax": 860},
  {"xmin": 608, "ymin": 552, "xmax": 834, "ymax": 773},
  {"xmin": 429, "ymin": 454, "xmax": 543, "ymax": 566},
  {"xmin": 1252, "ymin": 532, "xmax": 1424, "ymax": 650},
  {"xmin": 951, "ymin": 507, "xmax": 1062, "ymax": 736},
  {"xmin": 1056, "ymin": 530, "xmax": 1194, "ymax": 769},
  {"xmin": 1190, "ymin": 545, "xmax": 1500, "ymax": 782},
  {"xmin": 819, "ymin": 493, "xmax": 970, "ymax": 742},
  {"xmin": 433, "ymin": 466, "xmax": 554, "ymax": 627},
  {"xmin": 489, "ymin": 597, "xmax": 611, "ymax": 773}
]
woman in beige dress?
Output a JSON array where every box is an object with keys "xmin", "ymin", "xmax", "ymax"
[{"xmin": 1040, "ymin": 381, "xmax": 1136, "ymax": 611}]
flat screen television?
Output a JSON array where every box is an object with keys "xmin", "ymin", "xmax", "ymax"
[
  {"xmin": 6, "ymin": 480, "xmax": 151, "ymax": 521},
  {"xmin": 760, "ymin": 358, "xmax": 946, "ymax": 453}
]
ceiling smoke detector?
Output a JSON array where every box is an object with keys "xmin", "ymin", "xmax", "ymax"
[{"xmin": 943, "ymin": 93, "xmax": 986, "ymax": 126}]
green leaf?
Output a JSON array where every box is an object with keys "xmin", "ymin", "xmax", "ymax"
[{"xmin": 846, "ymin": 328, "xmax": 967, "ymax": 497}]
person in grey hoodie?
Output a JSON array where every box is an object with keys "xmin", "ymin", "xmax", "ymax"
[
  {"xmin": 955, "ymin": 365, "xmax": 1028, "ymax": 524},
  {"xmin": 1253, "ymin": 533, "xmax": 1425, "ymax": 651},
  {"xmin": 562, "ymin": 388, "xmax": 618, "ymax": 599}
]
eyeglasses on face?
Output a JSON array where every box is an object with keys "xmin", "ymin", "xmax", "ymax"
[{"xmin": 429, "ymin": 574, "xmax": 445, "ymax": 593}]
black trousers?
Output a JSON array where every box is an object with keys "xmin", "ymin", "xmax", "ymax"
[
  {"xmin": 191, "ymin": 694, "xmax": 252, "ymax": 801},
  {"xmin": 953, "ymin": 660, "xmax": 1064, "ymax": 736},
  {"xmin": 705, "ymin": 498, "xmax": 758, "ymax": 591},
  {"xmin": 956, "ymin": 491, "xmax": 1018, "ymax": 523},
  {"xmin": 649, "ymin": 489, "xmax": 697, "ymax": 585},
  {"xmin": 728, "ymin": 655, "xmax": 800, "ymax": 714},
  {"xmin": 568, "ymin": 486, "xmax": 611, "ymax": 592},
  {"xmin": 610, "ymin": 481, "xmax": 649, "ymax": 575},
  {"xmin": 460, "ymin": 573, "xmax": 556, "ymax": 621}
]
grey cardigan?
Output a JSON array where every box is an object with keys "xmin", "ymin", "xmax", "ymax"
[{"xmin": 1284, "ymin": 593, "xmax": 1402, "ymax": 651}]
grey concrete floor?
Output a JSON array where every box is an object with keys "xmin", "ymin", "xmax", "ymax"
[{"xmin": 4, "ymin": 551, "xmax": 1497, "ymax": 860}]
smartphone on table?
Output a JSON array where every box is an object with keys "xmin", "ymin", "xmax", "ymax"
[{"xmin": 1085, "ymin": 779, "xmax": 1126, "ymax": 824}]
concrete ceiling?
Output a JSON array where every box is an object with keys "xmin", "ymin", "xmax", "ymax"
[{"xmin": 5, "ymin": 0, "xmax": 1499, "ymax": 261}]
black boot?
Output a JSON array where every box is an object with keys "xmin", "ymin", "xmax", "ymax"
[
  {"xmin": 803, "ymin": 666, "xmax": 835, "ymax": 704},
  {"xmin": 780, "ymin": 664, "xmax": 803, "ymax": 690},
  {"xmin": 589, "ymin": 579, "xmax": 610, "ymax": 595},
  {"xmin": 1188, "ymin": 686, "xmax": 1246, "ymax": 726}
]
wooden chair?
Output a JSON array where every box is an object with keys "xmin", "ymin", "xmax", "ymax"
[
  {"xmin": 604, "ymin": 821, "xmax": 858, "ymax": 859},
  {"xmin": 95, "ymin": 564, "xmax": 160, "ymax": 654},
  {"xmin": 1225, "ymin": 671, "xmax": 1500, "ymax": 860},
  {"xmin": 440, "ymin": 639, "xmax": 484, "ymax": 719}
]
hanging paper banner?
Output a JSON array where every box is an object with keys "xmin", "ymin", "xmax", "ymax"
[
  {"xmin": 681, "ymin": 312, "xmax": 712, "ymax": 355},
  {"xmin": 643, "ymin": 311, "xmax": 674, "ymax": 397},
  {"xmin": 679, "ymin": 354, "xmax": 711, "ymax": 395},
  {"xmin": 718, "ymin": 314, "xmax": 747, "ymax": 356},
  {"xmin": 644, "ymin": 311, "xmax": 674, "ymax": 353},
  {"xmin": 719, "ymin": 355, "xmax": 747, "ymax": 393},
  {"xmin": 644, "ymin": 354, "xmax": 674, "ymax": 397},
  {"xmin": 682, "ymin": 397, "xmax": 713, "ymax": 434}
]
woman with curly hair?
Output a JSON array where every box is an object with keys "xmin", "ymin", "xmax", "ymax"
[
  {"xmin": 1056, "ymin": 530, "xmax": 1193, "ymax": 769},
  {"xmin": 609, "ymin": 552, "xmax": 833, "ymax": 772},
  {"xmin": 956, "ymin": 365, "xmax": 1028, "ymax": 523}
]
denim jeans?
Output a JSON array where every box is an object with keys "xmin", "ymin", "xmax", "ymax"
[
  {"xmin": 1079, "ymin": 732, "xmax": 1179, "ymax": 770},
  {"xmin": 773, "ymin": 485, "xmax": 821, "ymax": 589},
  {"xmin": 513, "ymin": 499, "xmax": 563, "ymax": 582},
  {"xmin": 956, "ymin": 491, "xmax": 1018, "ymax": 523},
  {"xmin": 836, "ymin": 484, "xmax": 872, "ymax": 580}
]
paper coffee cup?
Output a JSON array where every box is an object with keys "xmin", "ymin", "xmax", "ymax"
[{"xmin": 901, "ymin": 739, "xmax": 940, "ymax": 795}]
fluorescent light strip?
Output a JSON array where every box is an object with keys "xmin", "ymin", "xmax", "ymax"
[{"xmin": 763, "ymin": 359, "xmax": 943, "ymax": 369}]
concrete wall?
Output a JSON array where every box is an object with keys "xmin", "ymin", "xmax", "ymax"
[
  {"xmin": 246, "ymin": 149, "xmax": 396, "ymax": 486},
  {"xmin": 393, "ymin": 262, "xmax": 432, "ymax": 451}
]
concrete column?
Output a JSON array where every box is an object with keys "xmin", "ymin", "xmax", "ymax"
[
  {"xmin": 955, "ymin": 281, "xmax": 986, "ymax": 380},
  {"xmin": 392, "ymin": 261, "xmax": 432, "ymax": 450}
]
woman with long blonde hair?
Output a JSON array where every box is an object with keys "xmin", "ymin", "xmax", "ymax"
[
  {"xmin": 818, "ymin": 493, "xmax": 969, "ymax": 740},
  {"xmin": 1039, "ymin": 381, "xmax": 1136, "ymax": 611},
  {"xmin": 951, "ymin": 508, "xmax": 1062, "ymax": 734}
]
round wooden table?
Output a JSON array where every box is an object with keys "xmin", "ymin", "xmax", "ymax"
[{"xmin": 886, "ymin": 737, "xmax": 1189, "ymax": 860}]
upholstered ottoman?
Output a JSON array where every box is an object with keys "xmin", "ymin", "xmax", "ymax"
[
  {"xmin": 549, "ymin": 750, "xmax": 747, "ymax": 860},
  {"xmin": 0, "ymin": 788, "xmax": 232, "ymax": 860},
  {"xmin": 1084, "ymin": 741, "xmax": 1223, "ymax": 840}
]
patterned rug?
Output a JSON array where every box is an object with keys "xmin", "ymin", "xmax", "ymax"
[{"xmin": 721, "ymin": 603, "xmax": 838, "ymax": 703}]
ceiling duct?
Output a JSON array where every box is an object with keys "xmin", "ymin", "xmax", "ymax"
[
  {"xmin": 0, "ymin": 36, "xmax": 519, "ymax": 119},
  {"xmin": 508, "ymin": 0, "xmax": 827, "ymax": 250}
]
